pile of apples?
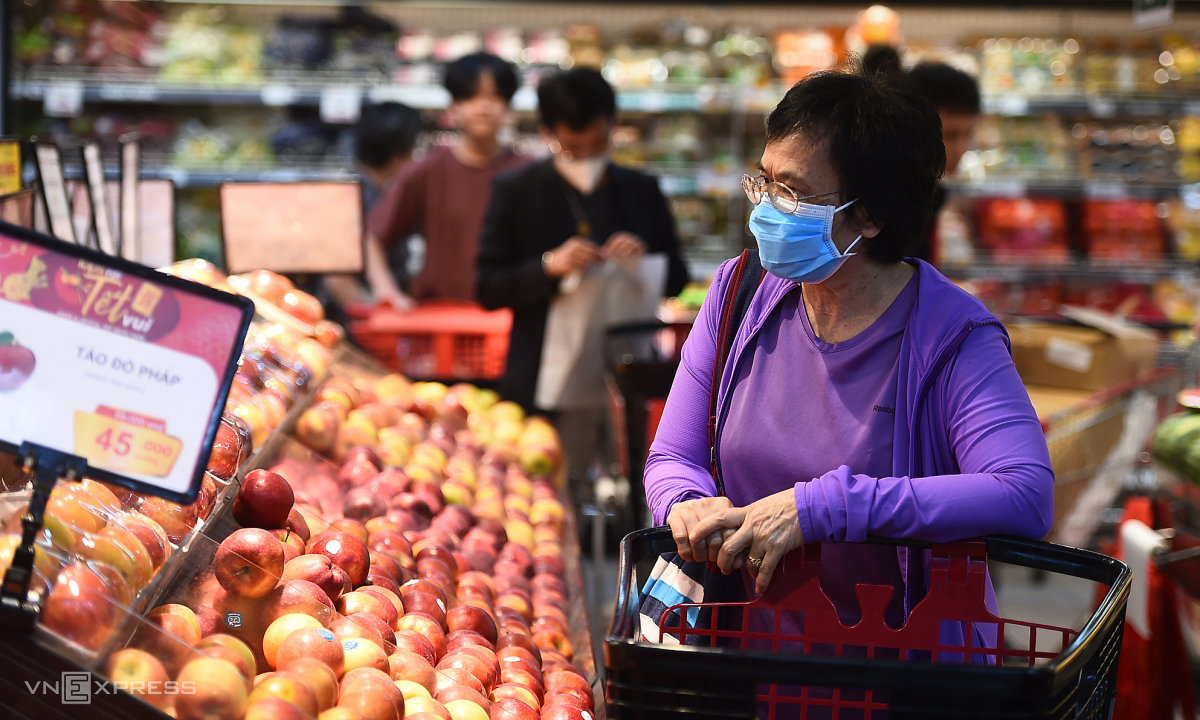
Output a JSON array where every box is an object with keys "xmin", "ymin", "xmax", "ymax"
[
  {"xmin": 163, "ymin": 261, "xmax": 341, "ymax": 448},
  {"xmin": 93, "ymin": 369, "xmax": 587, "ymax": 720},
  {"xmin": 0, "ymin": 414, "xmax": 253, "ymax": 652}
]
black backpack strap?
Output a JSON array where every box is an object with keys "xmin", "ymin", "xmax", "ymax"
[{"xmin": 707, "ymin": 250, "xmax": 765, "ymax": 496}]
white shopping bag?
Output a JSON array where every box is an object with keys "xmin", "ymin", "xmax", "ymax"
[{"xmin": 535, "ymin": 253, "xmax": 667, "ymax": 411}]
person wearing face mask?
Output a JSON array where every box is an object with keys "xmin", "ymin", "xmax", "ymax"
[
  {"xmin": 364, "ymin": 53, "xmax": 529, "ymax": 308},
  {"xmin": 476, "ymin": 67, "xmax": 689, "ymax": 493},
  {"xmin": 644, "ymin": 67, "xmax": 1052, "ymax": 650}
]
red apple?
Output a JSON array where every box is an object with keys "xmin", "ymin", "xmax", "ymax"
[
  {"xmin": 339, "ymin": 689, "xmax": 399, "ymax": 720},
  {"xmin": 495, "ymin": 635, "xmax": 541, "ymax": 665},
  {"xmin": 435, "ymin": 667, "xmax": 486, "ymax": 697},
  {"xmin": 278, "ymin": 656, "xmax": 339, "ymax": 711},
  {"xmin": 389, "ymin": 650, "xmax": 436, "ymax": 690},
  {"xmin": 281, "ymin": 553, "xmax": 349, "ymax": 602},
  {"xmin": 341, "ymin": 669, "xmax": 406, "ymax": 714},
  {"xmin": 139, "ymin": 495, "xmax": 199, "ymax": 544},
  {"xmin": 438, "ymin": 652, "xmax": 497, "ymax": 691},
  {"xmin": 262, "ymin": 579, "xmax": 336, "ymax": 627},
  {"xmin": 329, "ymin": 518, "xmax": 371, "ymax": 544},
  {"xmin": 447, "ymin": 605, "xmax": 498, "ymax": 644},
  {"xmin": 341, "ymin": 635, "xmax": 391, "ymax": 674},
  {"xmin": 331, "ymin": 614, "xmax": 387, "ymax": 652},
  {"xmin": 338, "ymin": 589, "xmax": 400, "ymax": 628},
  {"xmin": 339, "ymin": 459, "xmax": 381, "ymax": 491},
  {"xmin": 40, "ymin": 564, "xmax": 117, "ymax": 650},
  {"xmin": 490, "ymin": 697, "xmax": 538, "ymax": 720},
  {"xmin": 545, "ymin": 672, "xmax": 593, "ymax": 704},
  {"xmin": 403, "ymin": 590, "xmax": 448, "ymax": 626},
  {"xmin": 311, "ymin": 531, "xmax": 371, "ymax": 586},
  {"xmin": 275, "ymin": 626, "xmax": 345, "ymax": 677},
  {"xmin": 344, "ymin": 487, "xmax": 388, "ymax": 522},
  {"xmin": 206, "ymin": 420, "xmax": 243, "ymax": 481},
  {"xmin": 243, "ymin": 697, "xmax": 306, "ymax": 720},
  {"xmin": 396, "ymin": 614, "xmax": 446, "ymax": 660},
  {"xmin": 215, "ymin": 528, "xmax": 285, "ymax": 598},
  {"xmin": 393, "ymin": 629, "xmax": 438, "ymax": 665},
  {"xmin": 103, "ymin": 648, "xmax": 171, "ymax": 710},
  {"xmin": 490, "ymin": 684, "xmax": 540, "ymax": 712},
  {"xmin": 272, "ymin": 529, "xmax": 305, "ymax": 562},
  {"xmin": 174, "ymin": 657, "xmax": 248, "ymax": 720},
  {"xmin": 543, "ymin": 692, "xmax": 590, "ymax": 712},
  {"xmin": 249, "ymin": 671, "xmax": 319, "ymax": 717},
  {"xmin": 233, "ymin": 470, "xmax": 295, "ymax": 530},
  {"xmin": 436, "ymin": 683, "xmax": 491, "ymax": 714},
  {"xmin": 448, "ymin": 631, "xmax": 496, "ymax": 654},
  {"xmin": 539, "ymin": 704, "xmax": 593, "ymax": 720},
  {"xmin": 121, "ymin": 511, "xmax": 171, "ymax": 570}
]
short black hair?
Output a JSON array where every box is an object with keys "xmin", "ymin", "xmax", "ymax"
[
  {"xmin": 537, "ymin": 67, "xmax": 616, "ymax": 131},
  {"xmin": 861, "ymin": 45, "xmax": 903, "ymax": 83},
  {"xmin": 907, "ymin": 62, "xmax": 981, "ymax": 116},
  {"xmin": 765, "ymin": 68, "xmax": 946, "ymax": 264},
  {"xmin": 443, "ymin": 52, "xmax": 519, "ymax": 102},
  {"xmin": 354, "ymin": 102, "xmax": 423, "ymax": 169}
]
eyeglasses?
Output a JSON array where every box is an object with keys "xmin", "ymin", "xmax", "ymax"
[{"xmin": 741, "ymin": 175, "xmax": 838, "ymax": 214}]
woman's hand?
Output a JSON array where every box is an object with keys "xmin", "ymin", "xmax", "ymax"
[
  {"xmin": 689, "ymin": 488, "xmax": 805, "ymax": 594},
  {"xmin": 666, "ymin": 496, "xmax": 735, "ymax": 563}
]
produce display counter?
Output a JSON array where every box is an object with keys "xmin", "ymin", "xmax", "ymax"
[{"xmin": 0, "ymin": 274, "xmax": 600, "ymax": 720}]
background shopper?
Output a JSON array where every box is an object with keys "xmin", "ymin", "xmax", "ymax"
[
  {"xmin": 365, "ymin": 52, "xmax": 528, "ymax": 308},
  {"xmin": 906, "ymin": 61, "xmax": 981, "ymax": 265},
  {"xmin": 321, "ymin": 102, "xmax": 424, "ymax": 314},
  {"xmin": 476, "ymin": 67, "xmax": 689, "ymax": 497}
]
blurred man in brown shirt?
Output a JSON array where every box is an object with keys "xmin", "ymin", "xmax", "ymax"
[{"xmin": 365, "ymin": 53, "xmax": 528, "ymax": 307}]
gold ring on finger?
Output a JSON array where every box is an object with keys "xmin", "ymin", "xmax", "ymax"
[{"xmin": 748, "ymin": 556, "xmax": 763, "ymax": 569}]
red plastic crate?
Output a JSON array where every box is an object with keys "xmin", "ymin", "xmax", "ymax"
[{"xmin": 349, "ymin": 301, "xmax": 512, "ymax": 381}]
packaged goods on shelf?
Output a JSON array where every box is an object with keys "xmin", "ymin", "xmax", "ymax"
[
  {"xmin": 977, "ymin": 37, "xmax": 1080, "ymax": 95},
  {"xmin": 976, "ymin": 198, "xmax": 1071, "ymax": 262},
  {"xmin": 1083, "ymin": 200, "xmax": 1167, "ymax": 261}
]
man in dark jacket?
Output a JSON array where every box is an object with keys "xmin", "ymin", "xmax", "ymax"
[{"xmin": 476, "ymin": 67, "xmax": 689, "ymax": 490}]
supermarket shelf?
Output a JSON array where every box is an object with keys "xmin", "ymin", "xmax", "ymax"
[
  {"xmin": 20, "ymin": 67, "xmax": 1200, "ymax": 119},
  {"xmin": 13, "ymin": 69, "xmax": 733, "ymax": 113},
  {"xmin": 50, "ymin": 161, "xmax": 359, "ymax": 189},
  {"xmin": 941, "ymin": 259, "xmax": 1200, "ymax": 283},
  {"xmin": 947, "ymin": 176, "xmax": 1192, "ymax": 199}
]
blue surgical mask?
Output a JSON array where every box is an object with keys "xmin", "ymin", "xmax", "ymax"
[{"xmin": 748, "ymin": 199, "xmax": 861, "ymax": 284}]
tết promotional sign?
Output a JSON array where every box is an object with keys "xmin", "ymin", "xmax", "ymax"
[{"xmin": 0, "ymin": 222, "xmax": 253, "ymax": 503}]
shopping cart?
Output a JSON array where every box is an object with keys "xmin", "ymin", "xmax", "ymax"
[
  {"xmin": 606, "ymin": 528, "xmax": 1130, "ymax": 720},
  {"xmin": 1046, "ymin": 364, "xmax": 1192, "ymax": 549}
]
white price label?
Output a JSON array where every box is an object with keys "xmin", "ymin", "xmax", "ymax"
[
  {"xmin": 1087, "ymin": 97, "xmax": 1117, "ymax": 117},
  {"xmin": 985, "ymin": 94, "xmax": 1029, "ymax": 116},
  {"xmin": 97, "ymin": 84, "xmax": 159, "ymax": 102},
  {"xmin": 261, "ymin": 84, "xmax": 299, "ymax": 107},
  {"xmin": 1084, "ymin": 180, "xmax": 1127, "ymax": 199},
  {"xmin": 44, "ymin": 81, "xmax": 84, "ymax": 118},
  {"xmin": 320, "ymin": 86, "xmax": 362, "ymax": 124}
]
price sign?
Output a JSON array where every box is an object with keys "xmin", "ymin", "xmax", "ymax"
[
  {"xmin": 43, "ymin": 81, "xmax": 83, "ymax": 118},
  {"xmin": 0, "ymin": 223, "xmax": 253, "ymax": 503},
  {"xmin": 320, "ymin": 86, "xmax": 362, "ymax": 124},
  {"xmin": 0, "ymin": 141, "xmax": 21, "ymax": 196}
]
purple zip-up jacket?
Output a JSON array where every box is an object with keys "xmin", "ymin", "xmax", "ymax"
[{"xmin": 645, "ymin": 258, "xmax": 1054, "ymax": 617}]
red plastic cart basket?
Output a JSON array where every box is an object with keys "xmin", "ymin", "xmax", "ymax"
[
  {"xmin": 348, "ymin": 301, "xmax": 511, "ymax": 381},
  {"xmin": 606, "ymin": 529, "xmax": 1131, "ymax": 720}
]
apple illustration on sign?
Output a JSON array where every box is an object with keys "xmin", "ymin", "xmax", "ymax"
[{"xmin": 0, "ymin": 332, "xmax": 34, "ymax": 392}]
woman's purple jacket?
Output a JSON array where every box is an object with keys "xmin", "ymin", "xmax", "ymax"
[{"xmin": 644, "ymin": 258, "xmax": 1055, "ymax": 619}]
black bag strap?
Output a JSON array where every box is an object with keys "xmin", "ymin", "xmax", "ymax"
[{"xmin": 707, "ymin": 249, "xmax": 764, "ymax": 496}]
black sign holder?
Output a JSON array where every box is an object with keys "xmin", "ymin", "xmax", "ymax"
[{"xmin": 0, "ymin": 443, "xmax": 86, "ymax": 630}]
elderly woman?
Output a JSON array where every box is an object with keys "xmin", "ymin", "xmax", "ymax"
[{"xmin": 644, "ymin": 68, "xmax": 1053, "ymax": 627}]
